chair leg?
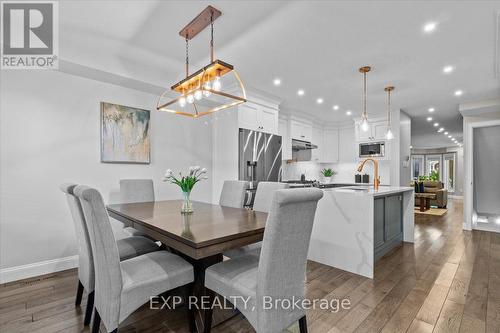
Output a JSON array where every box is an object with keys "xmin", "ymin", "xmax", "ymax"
[
  {"xmin": 92, "ymin": 309, "xmax": 101, "ymax": 333},
  {"xmin": 182, "ymin": 283, "xmax": 196, "ymax": 333},
  {"xmin": 299, "ymin": 315, "xmax": 308, "ymax": 333},
  {"xmin": 203, "ymin": 288, "xmax": 215, "ymax": 333},
  {"xmin": 84, "ymin": 291, "xmax": 95, "ymax": 326},
  {"xmin": 75, "ymin": 280, "xmax": 84, "ymax": 306}
]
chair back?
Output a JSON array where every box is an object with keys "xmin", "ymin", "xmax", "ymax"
[
  {"xmin": 219, "ymin": 180, "xmax": 249, "ymax": 208},
  {"xmin": 119, "ymin": 179, "xmax": 154, "ymax": 203},
  {"xmin": 59, "ymin": 183, "xmax": 94, "ymax": 291},
  {"xmin": 256, "ymin": 188, "xmax": 323, "ymax": 332},
  {"xmin": 253, "ymin": 181, "xmax": 289, "ymax": 213},
  {"xmin": 74, "ymin": 185, "xmax": 122, "ymax": 328}
]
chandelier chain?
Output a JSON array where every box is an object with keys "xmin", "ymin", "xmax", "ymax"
[
  {"xmin": 185, "ymin": 36, "xmax": 189, "ymax": 77},
  {"xmin": 210, "ymin": 11, "xmax": 214, "ymax": 62}
]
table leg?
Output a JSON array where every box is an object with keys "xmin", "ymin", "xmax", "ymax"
[
  {"xmin": 425, "ymin": 198, "xmax": 431, "ymax": 210},
  {"xmin": 181, "ymin": 253, "xmax": 236, "ymax": 332},
  {"xmin": 419, "ymin": 198, "xmax": 426, "ymax": 212}
]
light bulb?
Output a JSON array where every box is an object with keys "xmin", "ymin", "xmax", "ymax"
[
  {"xmin": 212, "ymin": 77, "xmax": 222, "ymax": 91},
  {"xmin": 361, "ymin": 117, "xmax": 369, "ymax": 132},
  {"xmin": 194, "ymin": 89, "xmax": 203, "ymax": 101},
  {"xmin": 203, "ymin": 82, "xmax": 211, "ymax": 97},
  {"xmin": 186, "ymin": 93, "xmax": 194, "ymax": 104},
  {"xmin": 179, "ymin": 97, "xmax": 186, "ymax": 107},
  {"xmin": 385, "ymin": 128, "xmax": 394, "ymax": 140}
]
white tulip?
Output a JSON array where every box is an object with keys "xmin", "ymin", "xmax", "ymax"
[
  {"xmin": 164, "ymin": 169, "xmax": 172, "ymax": 177},
  {"xmin": 200, "ymin": 168, "xmax": 207, "ymax": 173},
  {"xmin": 194, "ymin": 166, "xmax": 201, "ymax": 171}
]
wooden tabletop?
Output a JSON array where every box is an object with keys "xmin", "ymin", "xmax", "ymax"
[{"xmin": 107, "ymin": 200, "xmax": 268, "ymax": 259}]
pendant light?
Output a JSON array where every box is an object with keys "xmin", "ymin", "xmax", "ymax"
[
  {"xmin": 384, "ymin": 86, "xmax": 395, "ymax": 140},
  {"xmin": 156, "ymin": 6, "xmax": 246, "ymax": 118},
  {"xmin": 359, "ymin": 66, "xmax": 371, "ymax": 132}
]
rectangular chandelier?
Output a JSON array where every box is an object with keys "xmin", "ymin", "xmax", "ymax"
[{"xmin": 156, "ymin": 6, "xmax": 246, "ymax": 118}]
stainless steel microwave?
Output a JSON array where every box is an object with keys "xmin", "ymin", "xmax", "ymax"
[{"xmin": 359, "ymin": 142, "xmax": 385, "ymax": 157}]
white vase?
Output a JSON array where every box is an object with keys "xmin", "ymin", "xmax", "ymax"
[{"xmin": 323, "ymin": 176, "xmax": 331, "ymax": 184}]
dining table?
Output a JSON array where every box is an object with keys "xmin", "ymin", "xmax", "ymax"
[{"xmin": 107, "ymin": 199, "xmax": 268, "ymax": 331}]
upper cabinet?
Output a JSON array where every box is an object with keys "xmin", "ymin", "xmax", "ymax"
[
  {"xmin": 238, "ymin": 102, "xmax": 278, "ymax": 135},
  {"xmin": 290, "ymin": 120, "xmax": 313, "ymax": 142},
  {"xmin": 322, "ymin": 129, "xmax": 339, "ymax": 163},
  {"xmin": 355, "ymin": 119, "xmax": 388, "ymax": 142},
  {"xmin": 339, "ymin": 126, "xmax": 357, "ymax": 162}
]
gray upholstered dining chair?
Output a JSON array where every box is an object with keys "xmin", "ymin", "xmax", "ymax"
[
  {"xmin": 219, "ymin": 180, "xmax": 249, "ymax": 208},
  {"xmin": 224, "ymin": 181, "xmax": 289, "ymax": 258},
  {"xmin": 119, "ymin": 179, "xmax": 155, "ymax": 203},
  {"xmin": 60, "ymin": 183, "xmax": 161, "ymax": 327},
  {"xmin": 253, "ymin": 181, "xmax": 290, "ymax": 213},
  {"xmin": 204, "ymin": 188, "xmax": 323, "ymax": 333},
  {"xmin": 119, "ymin": 179, "xmax": 155, "ymax": 237},
  {"xmin": 74, "ymin": 185, "xmax": 195, "ymax": 333}
]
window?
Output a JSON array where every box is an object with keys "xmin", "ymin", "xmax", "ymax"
[
  {"xmin": 443, "ymin": 153, "xmax": 456, "ymax": 193},
  {"xmin": 425, "ymin": 154, "xmax": 442, "ymax": 181},
  {"xmin": 411, "ymin": 155, "xmax": 424, "ymax": 180}
]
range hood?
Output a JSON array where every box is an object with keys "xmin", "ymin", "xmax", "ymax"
[{"xmin": 292, "ymin": 139, "xmax": 318, "ymax": 151}]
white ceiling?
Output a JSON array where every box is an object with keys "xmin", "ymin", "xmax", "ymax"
[{"xmin": 59, "ymin": 0, "xmax": 500, "ymax": 148}]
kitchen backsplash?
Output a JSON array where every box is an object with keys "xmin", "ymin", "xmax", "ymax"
[{"xmin": 281, "ymin": 160, "xmax": 391, "ymax": 184}]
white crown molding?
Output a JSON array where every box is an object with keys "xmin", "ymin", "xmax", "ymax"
[{"xmin": 0, "ymin": 256, "xmax": 78, "ymax": 284}]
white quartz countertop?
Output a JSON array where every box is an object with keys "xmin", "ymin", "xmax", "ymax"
[{"xmin": 324, "ymin": 186, "xmax": 414, "ymax": 197}]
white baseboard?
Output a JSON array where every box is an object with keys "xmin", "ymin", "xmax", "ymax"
[
  {"xmin": 473, "ymin": 224, "xmax": 500, "ymax": 234},
  {"xmin": 0, "ymin": 255, "xmax": 78, "ymax": 284},
  {"xmin": 449, "ymin": 195, "xmax": 463, "ymax": 199}
]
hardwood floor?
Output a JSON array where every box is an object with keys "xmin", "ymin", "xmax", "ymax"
[{"xmin": 2, "ymin": 199, "xmax": 500, "ymax": 333}]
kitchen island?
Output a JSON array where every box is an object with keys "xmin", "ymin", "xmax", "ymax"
[{"xmin": 308, "ymin": 186, "xmax": 414, "ymax": 278}]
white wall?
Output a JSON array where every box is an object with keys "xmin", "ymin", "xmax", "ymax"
[
  {"xmin": 462, "ymin": 105, "xmax": 500, "ymax": 231},
  {"xmin": 0, "ymin": 70, "xmax": 213, "ymax": 278},
  {"xmin": 399, "ymin": 111, "xmax": 412, "ymax": 186}
]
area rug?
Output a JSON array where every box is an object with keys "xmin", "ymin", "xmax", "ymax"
[{"xmin": 414, "ymin": 207, "xmax": 448, "ymax": 216}]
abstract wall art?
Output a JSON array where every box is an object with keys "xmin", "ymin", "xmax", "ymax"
[{"xmin": 100, "ymin": 102, "xmax": 151, "ymax": 164}]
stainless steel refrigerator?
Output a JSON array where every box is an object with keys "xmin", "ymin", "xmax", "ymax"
[{"xmin": 239, "ymin": 128, "xmax": 282, "ymax": 189}]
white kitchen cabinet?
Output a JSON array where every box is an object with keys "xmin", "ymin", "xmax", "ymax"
[
  {"xmin": 279, "ymin": 118, "xmax": 292, "ymax": 160},
  {"xmin": 311, "ymin": 126, "xmax": 323, "ymax": 162},
  {"xmin": 290, "ymin": 120, "xmax": 313, "ymax": 142},
  {"xmin": 339, "ymin": 127, "xmax": 357, "ymax": 162},
  {"xmin": 372, "ymin": 121, "xmax": 388, "ymax": 141},
  {"xmin": 355, "ymin": 119, "xmax": 388, "ymax": 142},
  {"xmin": 238, "ymin": 102, "xmax": 278, "ymax": 135},
  {"xmin": 322, "ymin": 129, "xmax": 339, "ymax": 163}
]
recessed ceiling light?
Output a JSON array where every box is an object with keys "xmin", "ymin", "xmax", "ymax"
[
  {"xmin": 426, "ymin": 117, "xmax": 433, "ymax": 122},
  {"xmin": 454, "ymin": 90, "xmax": 463, "ymax": 96},
  {"xmin": 428, "ymin": 107, "xmax": 435, "ymax": 113},
  {"xmin": 273, "ymin": 78, "xmax": 281, "ymax": 86},
  {"xmin": 333, "ymin": 105, "xmax": 339, "ymax": 110},
  {"xmin": 444, "ymin": 131, "xmax": 449, "ymax": 135},
  {"xmin": 433, "ymin": 122, "xmax": 439, "ymax": 127},
  {"xmin": 423, "ymin": 22, "xmax": 437, "ymax": 33},
  {"xmin": 346, "ymin": 110, "xmax": 352, "ymax": 116},
  {"xmin": 316, "ymin": 98, "xmax": 324, "ymax": 104},
  {"xmin": 410, "ymin": 145, "xmax": 413, "ymax": 149},
  {"xmin": 438, "ymin": 127, "xmax": 444, "ymax": 132},
  {"xmin": 297, "ymin": 89, "xmax": 305, "ymax": 96},
  {"xmin": 448, "ymin": 135, "xmax": 452, "ymax": 138},
  {"xmin": 443, "ymin": 66, "xmax": 454, "ymax": 73}
]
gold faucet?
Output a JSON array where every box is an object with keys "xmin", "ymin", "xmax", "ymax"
[{"xmin": 357, "ymin": 158, "xmax": 380, "ymax": 191}]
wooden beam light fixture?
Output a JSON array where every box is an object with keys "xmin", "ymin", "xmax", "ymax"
[{"xmin": 156, "ymin": 6, "xmax": 246, "ymax": 118}]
